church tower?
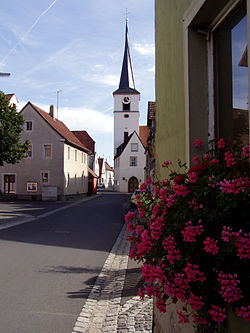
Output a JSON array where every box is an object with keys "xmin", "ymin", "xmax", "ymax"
[{"xmin": 113, "ymin": 19, "xmax": 140, "ymax": 156}]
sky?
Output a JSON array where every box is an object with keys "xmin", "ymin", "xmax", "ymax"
[{"xmin": 0, "ymin": 0, "xmax": 155, "ymax": 166}]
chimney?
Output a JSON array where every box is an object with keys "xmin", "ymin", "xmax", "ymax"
[{"xmin": 49, "ymin": 105, "xmax": 55, "ymax": 119}]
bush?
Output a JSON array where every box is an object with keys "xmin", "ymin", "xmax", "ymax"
[{"xmin": 125, "ymin": 139, "xmax": 250, "ymax": 332}]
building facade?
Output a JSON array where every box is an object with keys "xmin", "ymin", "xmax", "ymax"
[
  {"xmin": 154, "ymin": 1, "xmax": 249, "ymax": 332},
  {"xmin": 0, "ymin": 102, "xmax": 89, "ymax": 200}
]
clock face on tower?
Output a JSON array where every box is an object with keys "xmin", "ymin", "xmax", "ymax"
[{"xmin": 123, "ymin": 96, "xmax": 130, "ymax": 104}]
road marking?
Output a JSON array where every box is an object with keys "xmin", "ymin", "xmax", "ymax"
[{"xmin": 0, "ymin": 195, "xmax": 100, "ymax": 231}]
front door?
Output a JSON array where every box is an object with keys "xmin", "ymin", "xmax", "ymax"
[
  {"xmin": 128, "ymin": 177, "xmax": 138, "ymax": 193},
  {"xmin": 4, "ymin": 175, "xmax": 16, "ymax": 194}
]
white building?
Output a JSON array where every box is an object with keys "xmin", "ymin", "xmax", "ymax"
[
  {"xmin": 0, "ymin": 102, "xmax": 89, "ymax": 200},
  {"xmin": 113, "ymin": 20, "xmax": 147, "ymax": 193}
]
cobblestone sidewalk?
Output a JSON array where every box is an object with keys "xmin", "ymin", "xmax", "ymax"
[{"xmin": 72, "ymin": 223, "xmax": 153, "ymax": 333}]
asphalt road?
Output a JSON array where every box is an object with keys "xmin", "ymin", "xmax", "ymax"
[{"xmin": 0, "ymin": 193, "xmax": 130, "ymax": 333}]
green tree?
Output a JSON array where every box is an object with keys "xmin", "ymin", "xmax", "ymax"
[{"xmin": 0, "ymin": 91, "xmax": 29, "ymax": 166}]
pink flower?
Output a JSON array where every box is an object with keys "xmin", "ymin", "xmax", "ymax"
[
  {"xmin": 217, "ymin": 272, "xmax": 243, "ymax": 303},
  {"xmin": 189, "ymin": 171, "xmax": 198, "ymax": 183},
  {"xmin": 192, "ymin": 314, "xmax": 208, "ymax": 326},
  {"xmin": 242, "ymin": 144, "xmax": 250, "ymax": 157},
  {"xmin": 224, "ymin": 151, "xmax": 236, "ymax": 167},
  {"xmin": 183, "ymin": 263, "xmax": 206, "ymax": 283},
  {"xmin": 156, "ymin": 296, "xmax": 166, "ymax": 312},
  {"xmin": 125, "ymin": 211, "xmax": 136, "ymax": 222},
  {"xmin": 150, "ymin": 216, "xmax": 165, "ymax": 240},
  {"xmin": 162, "ymin": 235, "xmax": 181, "ymax": 264},
  {"xmin": 209, "ymin": 305, "xmax": 227, "ymax": 322},
  {"xmin": 217, "ymin": 177, "xmax": 250, "ymax": 195},
  {"xmin": 177, "ymin": 310, "xmax": 190, "ymax": 323},
  {"xmin": 217, "ymin": 139, "xmax": 225, "ymax": 148},
  {"xmin": 162, "ymin": 160, "xmax": 172, "ymax": 168},
  {"xmin": 236, "ymin": 305, "xmax": 250, "ymax": 322},
  {"xmin": 127, "ymin": 222, "xmax": 134, "ymax": 232},
  {"xmin": 187, "ymin": 293, "xmax": 204, "ymax": 311},
  {"xmin": 203, "ymin": 237, "xmax": 219, "ymax": 255},
  {"xmin": 140, "ymin": 182, "xmax": 147, "ymax": 191},
  {"xmin": 203, "ymin": 153, "xmax": 211, "ymax": 160},
  {"xmin": 193, "ymin": 155, "xmax": 199, "ymax": 164},
  {"xmin": 221, "ymin": 226, "xmax": 232, "ymax": 242},
  {"xmin": 194, "ymin": 138, "xmax": 204, "ymax": 148},
  {"xmin": 172, "ymin": 184, "xmax": 190, "ymax": 197},
  {"xmin": 182, "ymin": 220, "xmax": 204, "ymax": 242}
]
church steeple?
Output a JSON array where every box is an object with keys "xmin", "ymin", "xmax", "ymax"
[{"xmin": 113, "ymin": 20, "xmax": 140, "ymax": 95}]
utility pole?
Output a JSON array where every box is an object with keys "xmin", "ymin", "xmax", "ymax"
[{"xmin": 54, "ymin": 89, "xmax": 62, "ymax": 119}]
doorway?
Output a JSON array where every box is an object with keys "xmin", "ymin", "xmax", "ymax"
[
  {"xmin": 4, "ymin": 175, "xmax": 16, "ymax": 194},
  {"xmin": 128, "ymin": 177, "xmax": 138, "ymax": 193}
]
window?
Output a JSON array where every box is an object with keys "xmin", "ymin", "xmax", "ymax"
[
  {"xmin": 75, "ymin": 149, "xmax": 77, "ymax": 162},
  {"xmin": 123, "ymin": 102, "xmax": 130, "ymax": 111},
  {"xmin": 68, "ymin": 147, "xmax": 70, "ymax": 160},
  {"xmin": 74, "ymin": 173, "xmax": 77, "ymax": 184},
  {"xmin": 183, "ymin": 0, "xmax": 249, "ymax": 162},
  {"xmin": 124, "ymin": 132, "xmax": 128, "ymax": 141},
  {"xmin": 43, "ymin": 144, "xmax": 52, "ymax": 158},
  {"xmin": 124, "ymin": 114, "xmax": 129, "ymax": 118},
  {"xmin": 84, "ymin": 153, "xmax": 86, "ymax": 164},
  {"xmin": 82, "ymin": 171, "xmax": 85, "ymax": 184},
  {"xmin": 41, "ymin": 171, "xmax": 49, "ymax": 184},
  {"xmin": 25, "ymin": 121, "xmax": 32, "ymax": 131},
  {"xmin": 67, "ymin": 173, "xmax": 70, "ymax": 186},
  {"xmin": 213, "ymin": 3, "xmax": 248, "ymax": 144},
  {"xmin": 130, "ymin": 156, "xmax": 137, "ymax": 166},
  {"xmin": 131, "ymin": 143, "xmax": 138, "ymax": 152},
  {"xmin": 4, "ymin": 175, "xmax": 16, "ymax": 193}
]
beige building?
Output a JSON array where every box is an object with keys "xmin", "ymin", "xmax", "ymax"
[{"xmin": 0, "ymin": 102, "xmax": 89, "ymax": 200}]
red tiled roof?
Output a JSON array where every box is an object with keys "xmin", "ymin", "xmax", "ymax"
[
  {"xmin": 105, "ymin": 162, "xmax": 114, "ymax": 171},
  {"xmin": 139, "ymin": 126, "xmax": 150, "ymax": 148},
  {"xmin": 28, "ymin": 102, "xmax": 90, "ymax": 152},
  {"xmin": 88, "ymin": 167, "xmax": 98, "ymax": 178},
  {"xmin": 72, "ymin": 131, "xmax": 95, "ymax": 153}
]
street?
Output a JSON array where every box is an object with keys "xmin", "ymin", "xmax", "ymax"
[{"xmin": 0, "ymin": 193, "xmax": 131, "ymax": 333}]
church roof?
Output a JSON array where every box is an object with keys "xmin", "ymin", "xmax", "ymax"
[{"xmin": 113, "ymin": 21, "xmax": 140, "ymax": 95}]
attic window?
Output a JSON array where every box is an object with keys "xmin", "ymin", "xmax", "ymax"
[
  {"xmin": 124, "ymin": 114, "xmax": 129, "ymax": 118},
  {"xmin": 25, "ymin": 121, "xmax": 32, "ymax": 131}
]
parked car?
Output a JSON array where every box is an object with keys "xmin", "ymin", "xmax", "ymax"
[{"xmin": 97, "ymin": 183, "xmax": 105, "ymax": 189}]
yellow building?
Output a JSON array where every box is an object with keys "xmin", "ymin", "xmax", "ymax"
[{"xmin": 155, "ymin": 0, "xmax": 249, "ymax": 180}]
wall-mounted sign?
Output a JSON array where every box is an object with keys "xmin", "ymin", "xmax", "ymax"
[{"xmin": 27, "ymin": 182, "xmax": 38, "ymax": 192}]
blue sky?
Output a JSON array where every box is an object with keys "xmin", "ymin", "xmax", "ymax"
[{"xmin": 0, "ymin": 0, "xmax": 155, "ymax": 165}]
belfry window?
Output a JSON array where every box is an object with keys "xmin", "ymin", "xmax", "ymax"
[{"xmin": 123, "ymin": 102, "xmax": 130, "ymax": 111}]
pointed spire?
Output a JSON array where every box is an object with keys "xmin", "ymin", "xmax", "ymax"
[{"xmin": 113, "ymin": 19, "xmax": 140, "ymax": 95}]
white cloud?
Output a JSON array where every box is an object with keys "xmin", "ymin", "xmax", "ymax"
[
  {"xmin": 82, "ymin": 73, "xmax": 119, "ymax": 87},
  {"xmin": 133, "ymin": 43, "xmax": 155, "ymax": 56},
  {"xmin": 18, "ymin": 101, "xmax": 113, "ymax": 134}
]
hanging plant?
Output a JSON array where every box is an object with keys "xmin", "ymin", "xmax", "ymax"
[{"xmin": 125, "ymin": 139, "xmax": 250, "ymax": 332}]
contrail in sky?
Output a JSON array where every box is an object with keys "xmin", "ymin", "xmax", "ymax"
[{"xmin": 1, "ymin": 0, "xmax": 58, "ymax": 66}]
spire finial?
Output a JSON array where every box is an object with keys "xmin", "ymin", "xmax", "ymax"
[{"xmin": 125, "ymin": 8, "xmax": 129, "ymax": 22}]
